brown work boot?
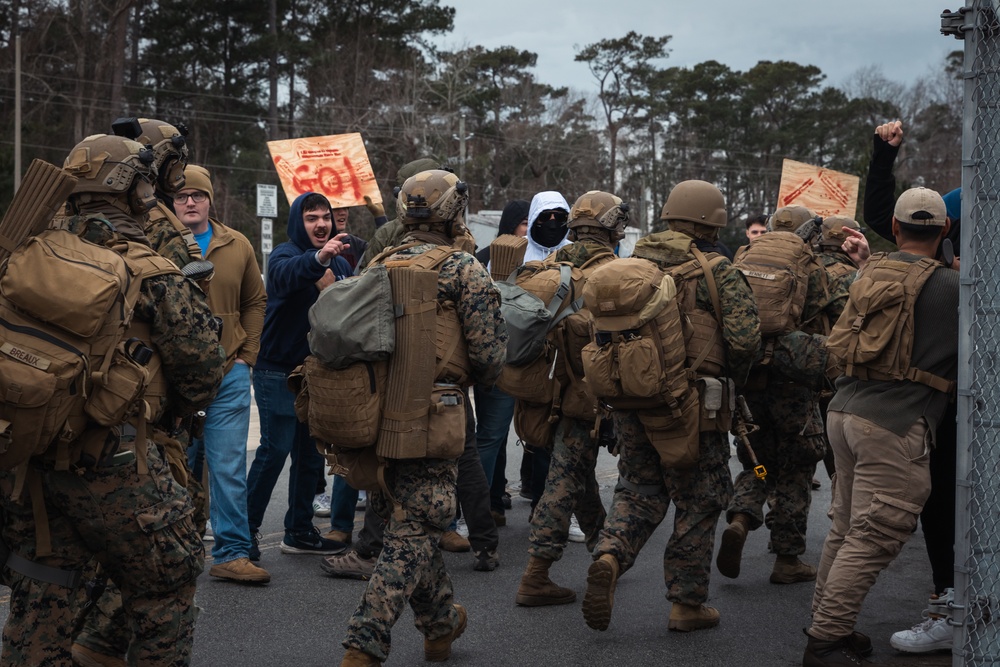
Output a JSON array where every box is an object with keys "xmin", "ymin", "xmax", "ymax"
[
  {"xmin": 440, "ymin": 530, "xmax": 471, "ymax": 553},
  {"xmin": 770, "ymin": 555, "xmax": 817, "ymax": 584},
  {"xmin": 582, "ymin": 554, "xmax": 620, "ymax": 631},
  {"xmin": 491, "ymin": 510, "xmax": 507, "ymax": 527},
  {"xmin": 324, "ymin": 529, "xmax": 353, "ymax": 545},
  {"xmin": 340, "ymin": 647, "xmax": 382, "ymax": 666},
  {"xmin": 71, "ymin": 644, "xmax": 125, "ymax": 667},
  {"xmin": 515, "ymin": 556, "xmax": 576, "ymax": 606},
  {"xmin": 424, "ymin": 603, "xmax": 467, "ymax": 662},
  {"xmin": 668, "ymin": 602, "xmax": 721, "ymax": 632},
  {"xmin": 209, "ymin": 557, "xmax": 271, "ymax": 584},
  {"xmin": 802, "ymin": 632, "xmax": 872, "ymax": 666},
  {"xmin": 716, "ymin": 513, "xmax": 751, "ymax": 579}
]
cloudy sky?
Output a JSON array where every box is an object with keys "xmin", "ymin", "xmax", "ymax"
[{"xmin": 436, "ymin": 0, "xmax": 956, "ymax": 94}]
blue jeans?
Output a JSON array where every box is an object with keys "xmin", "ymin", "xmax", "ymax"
[
  {"xmin": 189, "ymin": 362, "xmax": 253, "ymax": 564},
  {"xmin": 246, "ymin": 369, "xmax": 324, "ymax": 536},
  {"xmin": 329, "ymin": 475, "xmax": 359, "ymax": 533},
  {"xmin": 473, "ymin": 385, "xmax": 515, "ymax": 511}
]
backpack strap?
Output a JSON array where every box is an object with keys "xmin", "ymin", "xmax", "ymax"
[
  {"xmin": 147, "ymin": 203, "xmax": 202, "ymax": 262},
  {"xmin": 688, "ymin": 247, "xmax": 726, "ymax": 376},
  {"xmin": 509, "ymin": 263, "xmax": 577, "ymax": 331},
  {"xmin": 368, "ymin": 241, "xmax": 423, "ymax": 268}
]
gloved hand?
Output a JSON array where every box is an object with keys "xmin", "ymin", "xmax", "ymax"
[{"xmin": 364, "ymin": 195, "xmax": 385, "ymax": 219}]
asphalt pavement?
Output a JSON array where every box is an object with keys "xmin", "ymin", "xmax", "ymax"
[{"xmin": 0, "ymin": 402, "xmax": 953, "ymax": 667}]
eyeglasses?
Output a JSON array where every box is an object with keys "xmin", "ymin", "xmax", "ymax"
[{"xmin": 173, "ymin": 192, "xmax": 208, "ymax": 204}]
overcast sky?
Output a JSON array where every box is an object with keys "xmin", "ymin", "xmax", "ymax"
[{"xmin": 436, "ymin": 0, "xmax": 956, "ymax": 94}]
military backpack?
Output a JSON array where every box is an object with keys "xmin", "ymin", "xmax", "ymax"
[{"xmin": 0, "ymin": 222, "xmax": 178, "ymax": 475}]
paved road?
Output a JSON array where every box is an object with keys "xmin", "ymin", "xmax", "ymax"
[{"xmin": 0, "ymin": 399, "xmax": 952, "ymax": 666}]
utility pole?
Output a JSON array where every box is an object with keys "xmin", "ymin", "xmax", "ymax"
[
  {"xmin": 452, "ymin": 113, "xmax": 474, "ymax": 179},
  {"xmin": 14, "ymin": 34, "xmax": 22, "ymax": 192}
]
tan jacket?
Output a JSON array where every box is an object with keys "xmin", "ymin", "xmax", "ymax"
[{"xmin": 203, "ymin": 219, "xmax": 266, "ymax": 371}]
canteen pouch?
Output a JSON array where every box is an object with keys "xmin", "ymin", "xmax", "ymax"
[
  {"xmin": 637, "ymin": 389, "xmax": 701, "ymax": 469},
  {"xmin": 425, "ymin": 384, "xmax": 466, "ymax": 459},
  {"xmin": 84, "ymin": 346, "xmax": 150, "ymax": 426}
]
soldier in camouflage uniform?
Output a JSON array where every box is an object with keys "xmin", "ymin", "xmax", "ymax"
[
  {"xmin": 717, "ymin": 205, "xmax": 842, "ymax": 586},
  {"xmin": 513, "ymin": 192, "xmax": 623, "ymax": 608},
  {"xmin": 581, "ymin": 180, "xmax": 760, "ymax": 633},
  {"xmin": 71, "ymin": 118, "xmax": 219, "ymax": 667},
  {"xmin": 341, "ymin": 170, "xmax": 506, "ymax": 667},
  {"xmin": 358, "ymin": 157, "xmax": 440, "ymax": 271},
  {"xmin": 0, "ymin": 134, "xmax": 225, "ymax": 666}
]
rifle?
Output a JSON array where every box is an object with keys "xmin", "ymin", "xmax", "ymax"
[{"xmin": 731, "ymin": 395, "xmax": 767, "ymax": 481}]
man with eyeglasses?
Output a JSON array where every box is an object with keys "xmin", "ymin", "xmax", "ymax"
[{"xmin": 174, "ymin": 166, "xmax": 270, "ymax": 584}]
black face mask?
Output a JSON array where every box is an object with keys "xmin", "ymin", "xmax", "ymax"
[{"xmin": 532, "ymin": 217, "xmax": 567, "ymax": 247}]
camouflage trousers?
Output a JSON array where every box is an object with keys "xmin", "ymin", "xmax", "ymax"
[
  {"xmin": 343, "ymin": 458, "xmax": 461, "ymax": 662},
  {"xmin": 0, "ymin": 440, "xmax": 203, "ymax": 667},
  {"xmin": 594, "ymin": 411, "xmax": 732, "ymax": 606},
  {"xmin": 727, "ymin": 383, "xmax": 826, "ymax": 556},
  {"xmin": 75, "ymin": 433, "xmax": 203, "ymax": 661},
  {"xmin": 527, "ymin": 417, "xmax": 606, "ymax": 560}
]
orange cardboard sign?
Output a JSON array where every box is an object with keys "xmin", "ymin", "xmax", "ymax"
[
  {"xmin": 777, "ymin": 159, "xmax": 859, "ymax": 218},
  {"xmin": 267, "ymin": 133, "xmax": 382, "ymax": 207}
]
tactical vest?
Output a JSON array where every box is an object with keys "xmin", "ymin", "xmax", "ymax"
[
  {"xmin": 733, "ymin": 231, "xmax": 822, "ymax": 337},
  {"xmin": 827, "ymin": 253, "xmax": 954, "ymax": 394}
]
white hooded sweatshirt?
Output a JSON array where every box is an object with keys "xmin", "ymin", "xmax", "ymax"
[{"xmin": 523, "ymin": 191, "xmax": 572, "ymax": 263}]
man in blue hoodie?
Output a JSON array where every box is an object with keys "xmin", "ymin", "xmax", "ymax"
[{"xmin": 246, "ymin": 192, "xmax": 353, "ymax": 558}]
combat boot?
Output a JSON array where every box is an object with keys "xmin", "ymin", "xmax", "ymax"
[
  {"xmin": 515, "ymin": 556, "xmax": 576, "ymax": 606},
  {"xmin": 716, "ymin": 513, "xmax": 751, "ymax": 579},
  {"xmin": 340, "ymin": 647, "xmax": 382, "ymax": 666},
  {"xmin": 440, "ymin": 530, "xmax": 471, "ymax": 553},
  {"xmin": 424, "ymin": 603, "xmax": 467, "ymax": 662},
  {"xmin": 770, "ymin": 555, "xmax": 817, "ymax": 584},
  {"xmin": 803, "ymin": 632, "xmax": 871, "ymax": 666},
  {"xmin": 582, "ymin": 553, "xmax": 620, "ymax": 631},
  {"xmin": 668, "ymin": 602, "xmax": 720, "ymax": 632}
]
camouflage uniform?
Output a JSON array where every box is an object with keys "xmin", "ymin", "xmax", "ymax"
[
  {"xmin": 75, "ymin": 202, "xmax": 210, "ymax": 663},
  {"xmin": 343, "ymin": 236, "xmax": 506, "ymax": 662},
  {"xmin": 144, "ymin": 201, "xmax": 202, "ymax": 271},
  {"xmin": 593, "ymin": 231, "xmax": 760, "ymax": 605},
  {"xmin": 0, "ymin": 214, "xmax": 225, "ymax": 667},
  {"xmin": 526, "ymin": 242, "xmax": 615, "ymax": 561},
  {"xmin": 727, "ymin": 252, "xmax": 836, "ymax": 557}
]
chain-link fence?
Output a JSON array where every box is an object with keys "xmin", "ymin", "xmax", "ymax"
[{"xmin": 953, "ymin": 2, "xmax": 1000, "ymax": 664}]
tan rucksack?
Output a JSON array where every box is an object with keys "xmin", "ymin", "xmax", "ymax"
[
  {"xmin": 0, "ymin": 223, "xmax": 179, "ymax": 475},
  {"xmin": 301, "ymin": 243, "xmax": 469, "ymax": 469},
  {"xmin": 826, "ymin": 253, "xmax": 954, "ymax": 394},
  {"xmin": 582, "ymin": 258, "xmax": 688, "ymax": 410},
  {"xmin": 733, "ymin": 231, "xmax": 821, "ymax": 336},
  {"xmin": 499, "ymin": 250, "xmax": 614, "ymax": 447}
]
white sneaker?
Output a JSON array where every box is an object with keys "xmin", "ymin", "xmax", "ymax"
[
  {"xmin": 890, "ymin": 614, "xmax": 953, "ymax": 653},
  {"xmin": 456, "ymin": 517, "xmax": 469, "ymax": 538},
  {"xmin": 203, "ymin": 520, "xmax": 215, "ymax": 542},
  {"xmin": 313, "ymin": 493, "xmax": 332, "ymax": 518},
  {"xmin": 568, "ymin": 514, "xmax": 585, "ymax": 543}
]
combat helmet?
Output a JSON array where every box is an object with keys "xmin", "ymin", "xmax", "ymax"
[
  {"xmin": 399, "ymin": 169, "xmax": 469, "ymax": 235},
  {"xmin": 569, "ymin": 190, "xmax": 630, "ymax": 242},
  {"xmin": 112, "ymin": 117, "xmax": 189, "ymax": 194},
  {"xmin": 660, "ymin": 180, "xmax": 727, "ymax": 241},
  {"xmin": 769, "ymin": 205, "xmax": 816, "ymax": 232},
  {"xmin": 818, "ymin": 215, "xmax": 861, "ymax": 249},
  {"xmin": 63, "ymin": 133, "xmax": 158, "ymax": 215}
]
